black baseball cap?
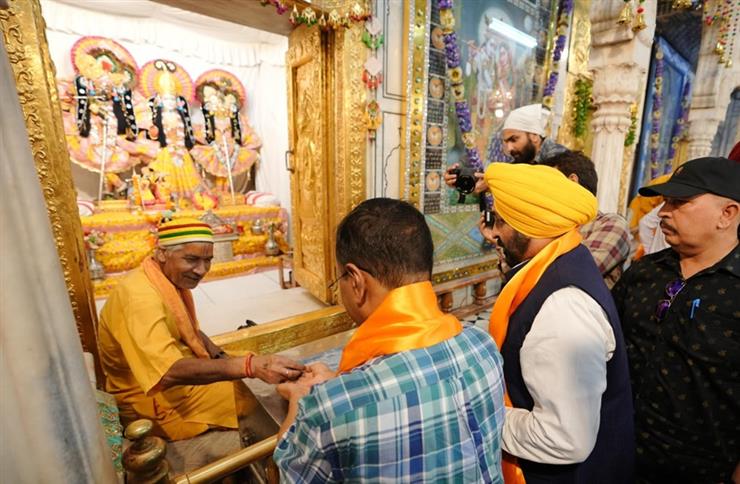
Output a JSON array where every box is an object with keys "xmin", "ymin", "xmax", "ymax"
[{"xmin": 638, "ymin": 156, "xmax": 740, "ymax": 201}]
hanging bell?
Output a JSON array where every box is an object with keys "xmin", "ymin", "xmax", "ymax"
[
  {"xmin": 632, "ymin": 12, "xmax": 647, "ymax": 32},
  {"xmin": 726, "ymin": 58, "xmax": 733, "ymax": 68},
  {"xmin": 318, "ymin": 13, "xmax": 327, "ymax": 29},
  {"xmin": 714, "ymin": 41, "xmax": 725, "ymax": 56},
  {"xmin": 617, "ymin": 2, "xmax": 633, "ymax": 25}
]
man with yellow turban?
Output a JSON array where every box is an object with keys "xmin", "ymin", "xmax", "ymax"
[
  {"xmin": 98, "ymin": 218, "xmax": 305, "ymax": 441},
  {"xmin": 481, "ymin": 163, "xmax": 634, "ymax": 484}
]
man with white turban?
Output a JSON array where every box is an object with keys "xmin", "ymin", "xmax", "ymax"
[
  {"xmin": 481, "ymin": 163, "xmax": 634, "ymax": 484},
  {"xmin": 500, "ymin": 103, "xmax": 567, "ymax": 164},
  {"xmin": 445, "ymin": 103, "xmax": 567, "ymax": 192}
]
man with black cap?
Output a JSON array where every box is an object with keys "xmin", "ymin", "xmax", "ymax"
[{"xmin": 612, "ymin": 157, "xmax": 740, "ymax": 484}]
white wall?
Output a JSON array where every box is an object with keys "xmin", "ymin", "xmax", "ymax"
[{"xmin": 366, "ymin": 0, "xmax": 406, "ymax": 199}]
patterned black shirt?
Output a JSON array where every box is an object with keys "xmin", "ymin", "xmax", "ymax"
[{"xmin": 613, "ymin": 244, "xmax": 740, "ymax": 483}]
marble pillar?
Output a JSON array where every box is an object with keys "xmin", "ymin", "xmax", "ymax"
[
  {"xmin": 687, "ymin": 16, "xmax": 740, "ymax": 159},
  {"xmin": 588, "ymin": 0, "xmax": 656, "ymax": 213},
  {"xmin": 0, "ymin": 40, "xmax": 117, "ymax": 483}
]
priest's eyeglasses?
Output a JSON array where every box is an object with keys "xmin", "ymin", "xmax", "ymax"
[{"xmin": 654, "ymin": 278, "xmax": 686, "ymax": 321}]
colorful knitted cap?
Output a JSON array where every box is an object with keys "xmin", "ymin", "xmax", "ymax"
[{"xmin": 157, "ymin": 218, "xmax": 213, "ymax": 247}]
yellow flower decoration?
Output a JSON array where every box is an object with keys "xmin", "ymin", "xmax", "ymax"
[
  {"xmin": 462, "ymin": 132, "xmax": 476, "ymax": 149},
  {"xmin": 440, "ymin": 9, "xmax": 455, "ymax": 33},
  {"xmin": 449, "ymin": 67, "xmax": 463, "ymax": 84},
  {"xmin": 452, "ymin": 84, "xmax": 465, "ymax": 101}
]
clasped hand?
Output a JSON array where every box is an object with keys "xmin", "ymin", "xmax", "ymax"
[{"xmin": 277, "ymin": 362, "xmax": 337, "ymax": 402}]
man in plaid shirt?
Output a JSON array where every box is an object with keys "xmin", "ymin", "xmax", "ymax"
[
  {"xmin": 542, "ymin": 152, "xmax": 631, "ymax": 288},
  {"xmin": 274, "ymin": 198, "xmax": 505, "ymax": 483}
]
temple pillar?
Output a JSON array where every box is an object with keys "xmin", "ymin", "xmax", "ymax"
[
  {"xmin": 588, "ymin": 0, "xmax": 656, "ymax": 213},
  {"xmin": 687, "ymin": 17, "xmax": 740, "ymax": 159},
  {"xmin": 0, "ymin": 36, "xmax": 117, "ymax": 483}
]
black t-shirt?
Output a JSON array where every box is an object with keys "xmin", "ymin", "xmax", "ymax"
[{"xmin": 613, "ymin": 245, "xmax": 740, "ymax": 484}]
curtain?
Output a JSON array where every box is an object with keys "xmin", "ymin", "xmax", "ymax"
[{"xmin": 632, "ymin": 36, "xmax": 693, "ymax": 197}]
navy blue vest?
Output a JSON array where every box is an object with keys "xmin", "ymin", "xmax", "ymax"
[{"xmin": 500, "ymin": 244, "xmax": 634, "ymax": 484}]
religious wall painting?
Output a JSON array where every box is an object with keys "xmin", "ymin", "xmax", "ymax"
[
  {"xmin": 407, "ymin": 0, "xmax": 556, "ymax": 266},
  {"xmin": 443, "ymin": 0, "xmax": 552, "ymax": 211}
]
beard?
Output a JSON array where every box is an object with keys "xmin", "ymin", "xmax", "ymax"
[
  {"xmin": 498, "ymin": 231, "xmax": 531, "ymax": 267},
  {"xmin": 510, "ymin": 138, "xmax": 537, "ymax": 164}
]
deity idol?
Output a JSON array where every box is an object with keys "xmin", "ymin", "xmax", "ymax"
[
  {"xmin": 139, "ymin": 59, "xmax": 202, "ymax": 200},
  {"xmin": 62, "ymin": 36, "xmax": 158, "ymax": 181},
  {"xmin": 191, "ymin": 69, "xmax": 262, "ymax": 194}
]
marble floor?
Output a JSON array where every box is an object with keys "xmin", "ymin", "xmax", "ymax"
[
  {"xmin": 94, "ymin": 269, "xmax": 328, "ymax": 336},
  {"xmin": 461, "ymin": 308, "xmax": 491, "ymax": 331}
]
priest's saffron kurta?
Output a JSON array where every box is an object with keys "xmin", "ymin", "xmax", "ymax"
[{"xmin": 98, "ymin": 266, "xmax": 237, "ymax": 440}]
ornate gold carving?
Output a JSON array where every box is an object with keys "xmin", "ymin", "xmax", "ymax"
[
  {"xmin": 1, "ymin": 0, "xmax": 103, "ymax": 383},
  {"xmin": 557, "ymin": 0, "xmax": 593, "ymax": 151},
  {"xmin": 330, "ymin": 22, "xmax": 367, "ymax": 222},
  {"xmin": 568, "ymin": 0, "xmax": 592, "ymax": 78},
  {"xmin": 400, "ymin": 0, "xmax": 428, "ymax": 209},
  {"xmin": 287, "ymin": 25, "xmax": 331, "ymax": 302},
  {"xmin": 432, "ymin": 260, "xmax": 500, "ymax": 285},
  {"xmin": 213, "ymin": 306, "xmax": 355, "ymax": 355},
  {"xmin": 287, "ymin": 23, "xmax": 367, "ymax": 304}
]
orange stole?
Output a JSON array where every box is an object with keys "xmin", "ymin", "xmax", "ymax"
[
  {"xmin": 489, "ymin": 228, "xmax": 584, "ymax": 484},
  {"xmin": 141, "ymin": 256, "xmax": 210, "ymax": 359},
  {"xmin": 338, "ymin": 281, "xmax": 462, "ymax": 373}
]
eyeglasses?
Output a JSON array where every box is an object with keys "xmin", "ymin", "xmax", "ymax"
[
  {"xmin": 327, "ymin": 265, "xmax": 374, "ymax": 290},
  {"xmin": 655, "ymin": 278, "xmax": 686, "ymax": 321},
  {"xmin": 327, "ymin": 271, "xmax": 348, "ymax": 291}
]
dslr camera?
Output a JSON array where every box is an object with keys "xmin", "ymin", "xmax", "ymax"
[{"xmin": 449, "ymin": 167, "xmax": 477, "ymax": 203}]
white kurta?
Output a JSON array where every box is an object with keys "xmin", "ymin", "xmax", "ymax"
[{"xmin": 502, "ymin": 286, "xmax": 616, "ymax": 464}]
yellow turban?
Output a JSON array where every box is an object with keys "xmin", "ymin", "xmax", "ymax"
[{"xmin": 484, "ymin": 163, "xmax": 597, "ymax": 238}]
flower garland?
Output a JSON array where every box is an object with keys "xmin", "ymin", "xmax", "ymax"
[
  {"xmin": 649, "ymin": 46, "xmax": 665, "ymax": 180},
  {"xmin": 666, "ymin": 78, "xmax": 692, "ymax": 169},
  {"xmin": 542, "ymin": 0, "xmax": 574, "ymax": 109},
  {"xmin": 260, "ymin": 0, "xmax": 287, "ymax": 15},
  {"xmin": 438, "ymin": 0, "xmax": 482, "ymax": 174},
  {"xmin": 84, "ymin": 228, "xmax": 107, "ymax": 251},
  {"xmin": 624, "ymin": 103, "xmax": 638, "ymax": 147},
  {"xmin": 438, "ymin": 0, "xmax": 494, "ymax": 208},
  {"xmin": 571, "ymin": 77, "xmax": 591, "ymax": 139}
]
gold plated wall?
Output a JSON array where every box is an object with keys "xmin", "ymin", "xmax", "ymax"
[
  {"xmin": 400, "ymin": 0, "xmax": 428, "ymax": 209},
  {"xmin": 1, "ymin": 0, "xmax": 103, "ymax": 383},
  {"xmin": 556, "ymin": 0, "xmax": 594, "ymax": 154},
  {"xmin": 286, "ymin": 22, "xmax": 367, "ymax": 304}
]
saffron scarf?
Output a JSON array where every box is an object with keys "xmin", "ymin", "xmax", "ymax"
[
  {"xmin": 141, "ymin": 256, "xmax": 210, "ymax": 359},
  {"xmin": 338, "ymin": 281, "xmax": 462, "ymax": 373},
  {"xmin": 489, "ymin": 228, "xmax": 583, "ymax": 484}
]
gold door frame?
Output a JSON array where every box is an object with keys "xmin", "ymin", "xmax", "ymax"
[
  {"xmin": 287, "ymin": 23, "xmax": 367, "ymax": 304},
  {"xmin": 287, "ymin": 25, "xmax": 333, "ymax": 302},
  {"xmin": 1, "ymin": 0, "xmax": 103, "ymax": 383}
]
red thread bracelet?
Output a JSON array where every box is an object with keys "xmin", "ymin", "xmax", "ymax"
[{"xmin": 244, "ymin": 353, "xmax": 254, "ymax": 378}]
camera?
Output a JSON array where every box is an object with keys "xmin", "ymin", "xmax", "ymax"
[{"xmin": 450, "ymin": 167, "xmax": 477, "ymax": 203}]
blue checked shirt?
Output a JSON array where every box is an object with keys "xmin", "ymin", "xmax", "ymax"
[{"xmin": 274, "ymin": 325, "xmax": 505, "ymax": 483}]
